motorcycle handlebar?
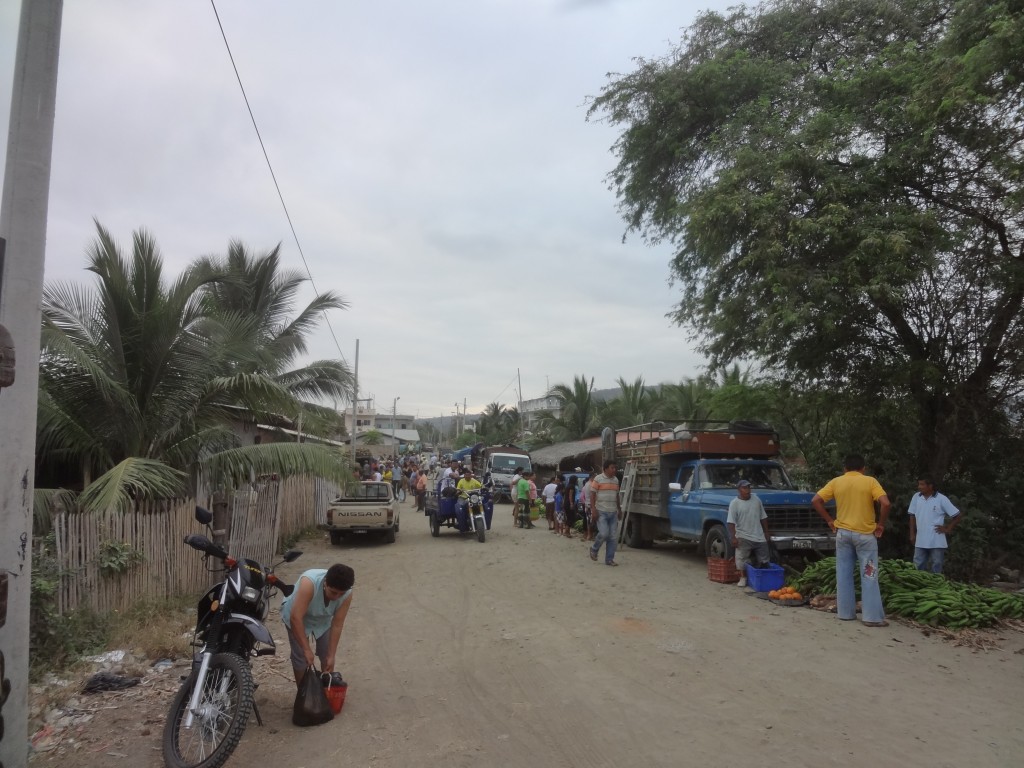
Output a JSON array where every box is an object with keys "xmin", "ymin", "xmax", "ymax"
[{"xmin": 184, "ymin": 534, "xmax": 229, "ymax": 560}]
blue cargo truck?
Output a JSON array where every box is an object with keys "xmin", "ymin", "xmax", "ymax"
[{"xmin": 609, "ymin": 422, "xmax": 834, "ymax": 557}]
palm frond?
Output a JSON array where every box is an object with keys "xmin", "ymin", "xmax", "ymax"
[
  {"xmin": 275, "ymin": 360, "xmax": 353, "ymax": 401},
  {"xmin": 201, "ymin": 443, "xmax": 353, "ymax": 491},
  {"xmin": 78, "ymin": 458, "xmax": 187, "ymax": 514},
  {"xmin": 33, "ymin": 488, "xmax": 79, "ymax": 533}
]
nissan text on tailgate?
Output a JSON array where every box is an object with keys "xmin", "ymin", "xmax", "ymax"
[{"xmin": 320, "ymin": 481, "xmax": 399, "ymax": 545}]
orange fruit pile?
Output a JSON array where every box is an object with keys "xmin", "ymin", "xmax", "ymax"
[{"xmin": 769, "ymin": 586, "xmax": 802, "ymax": 601}]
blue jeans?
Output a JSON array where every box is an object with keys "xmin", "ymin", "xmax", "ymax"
[
  {"xmin": 913, "ymin": 547, "xmax": 946, "ymax": 574},
  {"xmin": 455, "ymin": 500, "xmax": 469, "ymax": 532},
  {"xmin": 835, "ymin": 528, "xmax": 885, "ymax": 623},
  {"xmin": 590, "ymin": 511, "xmax": 619, "ymax": 564}
]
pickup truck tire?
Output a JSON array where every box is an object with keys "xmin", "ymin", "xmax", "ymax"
[
  {"xmin": 429, "ymin": 512, "xmax": 440, "ymax": 537},
  {"xmin": 625, "ymin": 515, "xmax": 654, "ymax": 549},
  {"xmin": 704, "ymin": 523, "xmax": 732, "ymax": 560},
  {"xmin": 384, "ymin": 526, "xmax": 397, "ymax": 544},
  {"xmin": 329, "ymin": 530, "xmax": 343, "ymax": 546}
]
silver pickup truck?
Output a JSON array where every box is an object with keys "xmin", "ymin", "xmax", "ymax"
[{"xmin": 319, "ymin": 481, "xmax": 399, "ymax": 545}]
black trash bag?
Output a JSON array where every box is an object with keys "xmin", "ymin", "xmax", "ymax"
[
  {"xmin": 292, "ymin": 666, "xmax": 334, "ymax": 727},
  {"xmin": 82, "ymin": 671, "xmax": 141, "ymax": 694}
]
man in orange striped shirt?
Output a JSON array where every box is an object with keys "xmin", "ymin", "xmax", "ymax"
[{"xmin": 589, "ymin": 460, "xmax": 622, "ymax": 566}]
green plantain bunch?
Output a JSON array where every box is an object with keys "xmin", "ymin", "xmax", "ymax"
[{"xmin": 789, "ymin": 557, "xmax": 1024, "ymax": 629}]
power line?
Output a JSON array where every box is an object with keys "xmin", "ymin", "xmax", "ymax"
[
  {"xmin": 209, "ymin": 0, "xmax": 348, "ymax": 365},
  {"xmin": 488, "ymin": 373, "xmax": 519, "ymax": 408}
]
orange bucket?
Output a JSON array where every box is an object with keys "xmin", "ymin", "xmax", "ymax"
[{"xmin": 324, "ymin": 681, "xmax": 347, "ymax": 714}]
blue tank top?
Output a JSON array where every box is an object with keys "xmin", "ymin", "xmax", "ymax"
[{"xmin": 281, "ymin": 569, "xmax": 352, "ymax": 637}]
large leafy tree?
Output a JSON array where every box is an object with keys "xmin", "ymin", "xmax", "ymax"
[
  {"xmin": 589, "ymin": 0, "xmax": 1024, "ymax": 481},
  {"xmin": 37, "ymin": 224, "xmax": 352, "ymax": 511}
]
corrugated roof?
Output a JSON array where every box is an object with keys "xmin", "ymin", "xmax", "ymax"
[{"xmin": 355, "ymin": 428, "xmax": 421, "ymax": 442}]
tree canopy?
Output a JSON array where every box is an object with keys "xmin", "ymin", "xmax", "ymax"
[
  {"xmin": 37, "ymin": 223, "xmax": 353, "ymax": 511},
  {"xmin": 589, "ymin": 0, "xmax": 1024, "ymax": 481}
]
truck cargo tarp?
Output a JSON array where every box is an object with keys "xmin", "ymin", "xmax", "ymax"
[{"xmin": 452, "ymin": 443, "xmax": 484, "ymax": 462}]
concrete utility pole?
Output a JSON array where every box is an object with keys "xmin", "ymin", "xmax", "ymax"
[
  {"xmin": 517, "ymin": 368, "xmax": 524, "ymax": 439},
  {"xmin": 350, "ymin": 339, "xmax": 359, "ymax": 467},
  {"xmin": 0, "ymin": 3, "xmax": 64, "ymax": 767},
  {"xmin": 391, "ymin": 396, "xmax": 399, "ymax": 458}
]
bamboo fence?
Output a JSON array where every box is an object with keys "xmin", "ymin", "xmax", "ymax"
[{"xmin": 52, "ymin": 475, "xmax": 334, "ymax": 615}]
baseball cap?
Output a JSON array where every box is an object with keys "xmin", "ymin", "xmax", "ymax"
[{"xmin": 737, "ymin": 479, "xmax": 751, "ymax": 488}]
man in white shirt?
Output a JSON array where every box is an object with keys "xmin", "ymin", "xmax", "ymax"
[
  {"xmin": 727, "ymin": 480, "xmax": 771, "ymax": 588},
  {"xmin": 541, "ymin": 478, "xmax": 558, "ymax": 531},
  {"xmin": 908, "ymin": 476, "xmax": 961, "ymax": 574}
]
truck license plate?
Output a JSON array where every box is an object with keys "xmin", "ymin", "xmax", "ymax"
[{"xmin": 792, "ymin": 539, "xmax": 813, "ymax": 549}]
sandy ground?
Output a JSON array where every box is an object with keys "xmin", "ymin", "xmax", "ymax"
[{"xmin": 30, "ymin": 498, "xmax": 1024, "ymax": 768}]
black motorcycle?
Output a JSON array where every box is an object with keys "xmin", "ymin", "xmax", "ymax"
[{"xmin": 163, "ymin": 506, "xmax": 302, "ymax": 768}]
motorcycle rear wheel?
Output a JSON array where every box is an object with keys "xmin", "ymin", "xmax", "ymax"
[{"xmin": 163, "ymin": 652, "xmax": 253, "ymax": 768}]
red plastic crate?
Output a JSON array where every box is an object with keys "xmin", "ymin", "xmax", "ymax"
[{"xmin": 707, "ymin": 557, "xmax": 740, "ymax": 583}]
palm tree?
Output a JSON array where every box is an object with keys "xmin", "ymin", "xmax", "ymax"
[
  {"xmin": 541, "ymin": 376, "xmax": 598, "ymax": 441},
  {"xmin": 477, "ymin": 402, "xmax": 505, "ymax": 439},
  {"xmin": 195, "ymin": 242, "xmax": 352, "ymax": 435},
  {"xmin": 37, "ymin": 223, "xmax": 352, "ymax": 512},
  {"xmin": 717, "ymin": 363, "xmax": 751, "ymax": 387},
  {"xmin": 502, "ymin": 406, "xmax": 522, "ymax": 438},
  {"xmin": 598, "ymin": 376, "xmax": 655, "ymax": 428},
  {"xmin": 655, "ymin": 377, "xmax": 715, "ymax": 422}
]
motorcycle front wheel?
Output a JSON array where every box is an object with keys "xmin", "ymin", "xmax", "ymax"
[
  {"xmin": 475, "ymin": 515, "xmax": 486, "ymax": 542},
  {"xmin": 163, "ymin": 652, "xmax": 254, "ymax": 768}
]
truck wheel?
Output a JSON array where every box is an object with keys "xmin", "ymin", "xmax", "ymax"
[
  {"xmin": 625, "ymin": 515, "xmax": 654, "ymax": 549},
  {"xmin": 429, "ymin": 512, "xmax": 440, "ymax": 537},
  {"xmin": 384, "ymin": 526, "xmax": 396, "ymax": 544},
  {"xmin": 329, "ymin": 530, "xmax": 342, "ymax": 546},
  {"xmin": 704, "ymin": 523, "xmax": 732, "ymax": 559}
]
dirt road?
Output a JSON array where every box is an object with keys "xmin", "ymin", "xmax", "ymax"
[{"xmin": 32, "ymin": 498, "xmax": 1024, "ymax": 767}]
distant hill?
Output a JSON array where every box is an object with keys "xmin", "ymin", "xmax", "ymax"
[{"xmin": 414, "ymin": 387, "xmax": 627, "ymax": 429}]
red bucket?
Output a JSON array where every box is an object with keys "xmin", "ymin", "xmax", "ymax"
[{"xmin": 324, "ymin": 681, "xmax": 348, "ymax": 715}]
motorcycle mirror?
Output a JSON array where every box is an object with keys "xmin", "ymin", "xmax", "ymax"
[
  {"xmin": 282, "ymin": 549, "xmax": 303, "ymax": 563},
  {"xmin": 195, "ymin": 506, "xmax": 213, "ymax": 525}
]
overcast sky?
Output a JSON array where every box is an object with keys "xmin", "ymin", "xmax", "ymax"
[{"xmin": 1, "ymin": 0, "xmax": 731, "ymax": 422}]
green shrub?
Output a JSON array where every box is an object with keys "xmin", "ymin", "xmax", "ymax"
[
  {"xmin": 96, "ymin": 539, "xmax": 145, "ymax": 577},
  {"xmin": 30, "ymin": 534, "xmax": 110, "ymax": 680}
]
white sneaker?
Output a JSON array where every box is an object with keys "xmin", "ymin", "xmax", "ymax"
[{"xmin": 737, "ymin": 577, "xmax": 747, "ymax": 588}]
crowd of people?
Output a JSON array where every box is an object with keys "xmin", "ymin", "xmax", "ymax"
[
  {"xmin": 353, "ymin": 454, "xmax": 619, "ymax": 550},
  {"xmin": 300, "ymin": 452, "xmax": 962, "ymax": 689}
]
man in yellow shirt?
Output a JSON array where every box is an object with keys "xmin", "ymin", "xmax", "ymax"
[
  {"xmin": 455, "ymin": 467, "xmax": 483, "ymax": 532},
  {"xmin": 812, "ymin": 454, "xmax": 891, "ymax": 627}
]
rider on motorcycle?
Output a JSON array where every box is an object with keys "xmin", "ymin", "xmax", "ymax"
[{"xmin": 455, "ymin": 467, "xmax": 483, "ymax": 532}]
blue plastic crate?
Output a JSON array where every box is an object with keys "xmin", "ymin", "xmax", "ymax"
[{"xmin": 746, "ymin": 562, "xmax": 784, "ymax": 592}]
